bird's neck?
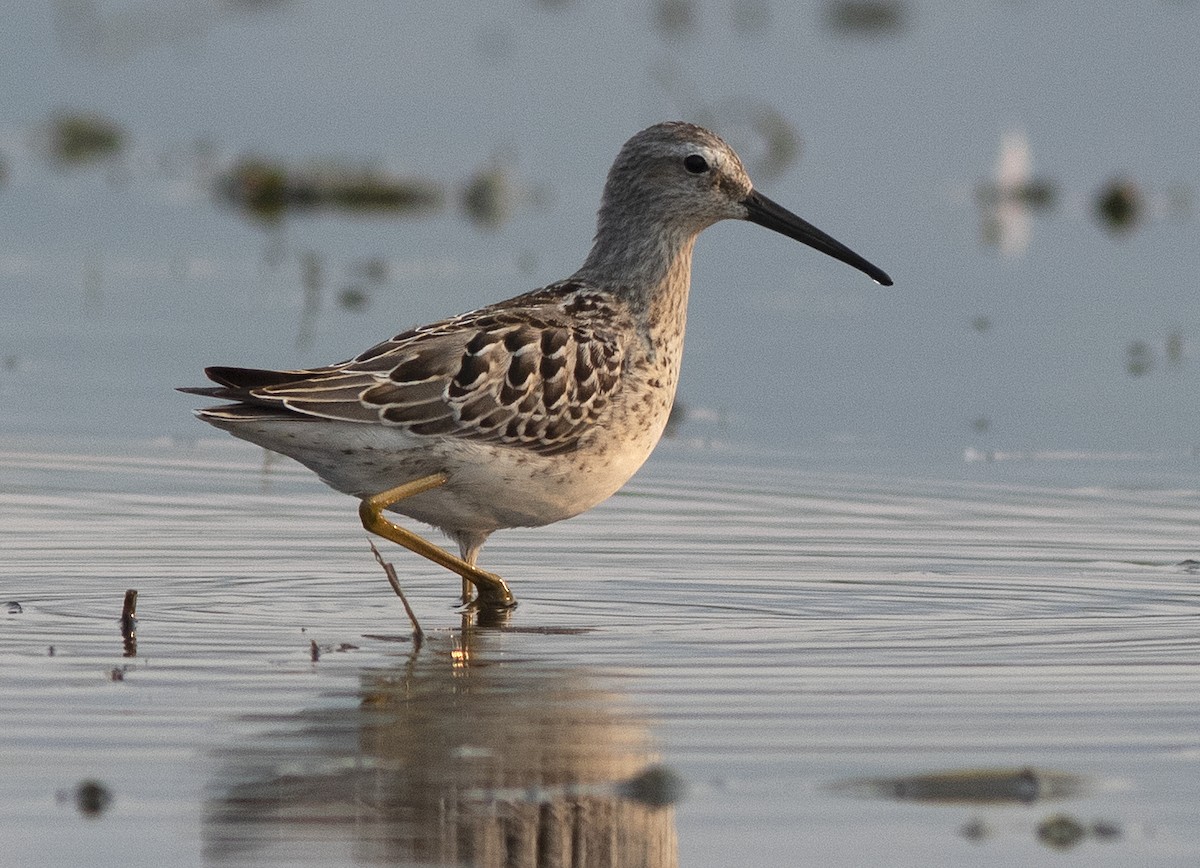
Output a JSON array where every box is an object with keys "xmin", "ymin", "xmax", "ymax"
[{"xmin": 573, "ymin": 222, "xmax": 696, "ymax": 333}]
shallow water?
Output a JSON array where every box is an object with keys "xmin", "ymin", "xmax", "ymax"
[{"xmin": 3, "ymin": 438, "xmax": 1199, "ymax": 866}]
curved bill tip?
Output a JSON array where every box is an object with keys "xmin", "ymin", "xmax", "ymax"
[{"xmin": 743, "ymin": 190, "xmax": 893, "ymax": 287}]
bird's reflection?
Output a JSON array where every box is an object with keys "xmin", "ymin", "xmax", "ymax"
[{"xmin": 204, "ymin": 628, "xmax": 680, "ymax": 867}]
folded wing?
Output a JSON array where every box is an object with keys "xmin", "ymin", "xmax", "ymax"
[{"xmin": 184, "ymin": 284, "xmax": 630, "ymax": 456}]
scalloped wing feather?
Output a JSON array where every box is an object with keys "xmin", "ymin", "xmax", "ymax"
[{"xmin": 212, "ymin": 282, "xmax": 631, "ymax": 456}]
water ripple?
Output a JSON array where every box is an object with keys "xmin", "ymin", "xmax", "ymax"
[{"xmin": 3, "ymin": 440, "xmax": 1199, "ymax": 866}]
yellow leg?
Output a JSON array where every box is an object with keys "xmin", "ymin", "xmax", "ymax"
[{"xmin": 358, "ymin": 473, "xmax": 515, "ymax": 607}]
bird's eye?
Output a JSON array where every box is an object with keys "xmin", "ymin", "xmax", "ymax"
[{"xmin": 683, "ymin": 154, "xmax": 709, "ymax": 174}]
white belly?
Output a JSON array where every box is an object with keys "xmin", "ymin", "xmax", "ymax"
[{"xmin": 208, "ymin": 415, "xmax": 665, "ymax": 535}]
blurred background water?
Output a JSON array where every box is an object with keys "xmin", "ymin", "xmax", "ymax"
[
  {"xmin": 0, "ymin": 0, "xmax": 1195, "ymax": 452},
  {"xmin": 2, "ymin": 3, "xmax": 1200, "ymax": 867}
]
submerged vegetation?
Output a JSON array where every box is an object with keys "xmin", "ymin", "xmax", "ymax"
[
  {"xmin": 833, "ymin": 766, "xmax": 1086, "ymax": 805},
  {"xmin": 1094, "ymin": 177, "xmax": 1144, "ymax": 234},
  {"xmin": 1125, "ymin": 331, "xmax": 1188, "ymax": 378},
  {"xmin": 824, "ymin": 0, "xmax": 908, "ymax": 36},
  {"xmin": 217, "ymin": 158, "xmax": 444, "ymax": 223},
  {"xmin": 974, "ymin": 178, "xmax": 1058, "ymax": 211},
  {"xmin": 46, "ymin": 112, "xmax": 126, "ymax": 166},
  {"xmin": 461, "ymin": 163, "xmax": 514, "ymax": 230}
]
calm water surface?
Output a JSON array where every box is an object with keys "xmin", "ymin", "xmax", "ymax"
[{"xmin": 2, "ymin": 438, "xmax": 1198, "ymax": 866}]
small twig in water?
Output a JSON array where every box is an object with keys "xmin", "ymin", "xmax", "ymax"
[
  {"xmin": 120, "ymin": 589, "xmax": 138, "ymax": 657},
  {"xmin": 120, "ymin": 589, "xmax": 138, "ymax": 635},
  {"xmin": 369, "ymin": 540, "xmax": 425, "ymax": 646}
]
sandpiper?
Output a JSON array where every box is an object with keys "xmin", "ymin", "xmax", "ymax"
[{"xmin": 183, "ymin": 121, "xmax": 891, "ymax": 608}]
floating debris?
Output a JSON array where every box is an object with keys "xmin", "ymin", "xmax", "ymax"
[
  {"xmin": 462, "ymin": 163, "xmax": 515, "ymax": 230},
  {"xmin": 5, "ymin": 601, "xmax": 22, "ymax": 614},
  {"xmin": 832, "ymin": 767, "xmax": 1086, "ymax": 804},
  {"xmin": 1094, "ymin": 177, "xmax": 1144, "ymax": 234},
  {"xmin": 310, "ymin": 639, "xmax": 320, "ymax": 663},
  {"xmin": 979, "ymin": 175, "xmax": 1056, "ymax": 212},
  {"xmin": 0, "ymin": 152, "xmax": 7, "ymax": 186},
  {"xmin": 108, "ymin": 667, "xmax": 125, "ymax": 682},
  {"xmin": 615, "ymin": 765, "xmax": 686, "ymax": 807},
  {"xmin": 1125, "ymin": 340, "xmax": 1155, "ymax": 377},
  {"xmin": 356, "ymin": 256, "xmax": 389, "ymax": 286},
  {"xmin": 1120, "ymin": 332, "xmax": 1186, "ymax": 377},
  {"xmin": 824, "ymin": 0, "xmax": 908, "ymax": 36},
  {"xmin": 977, "ymin": 179, "xmax": 1057, "ymax": 210},
  {"xmin": 460, "ymin": 160, "xmax": 552, "ymax": 230},
  {"xmin": 1175, "ymin": 559, "xmax": 1200, "ymax": 574},
  {"xmin": 1036, "ymin": 813, "xmax": 1086, "ymax": 850},
  {"xmin": 971, "ymin": 416, "xmax": 991, "ymax": 434},
  {"xmin": 74, "ymin": 780, "xmax": 113, "ymax": 818},
  {"xmin": 337, "ymin": 285, "xmax": 369, "ymax": 312},
  {"xmin": 959, "ymin": 816, "xmax": 992, "ymax": 842},
  {"xmin": 963, "ymin": 811, "xmax": 1124, "ymax": 849},
  {"xmin": 218, "ymin": 158, "xmax": 444, "ymax": 223},
  {"xmin": 46, "ymin": 112, "xmax": 126, "ymax": 167},
  {"xmin": 971, "ymin": 315, "xmax": 992, "ymax": 333}
]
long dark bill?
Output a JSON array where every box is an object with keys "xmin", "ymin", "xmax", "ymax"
[{"xmin": 743, "ymin": 190, "xmax": 893, "ymax": 287}]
